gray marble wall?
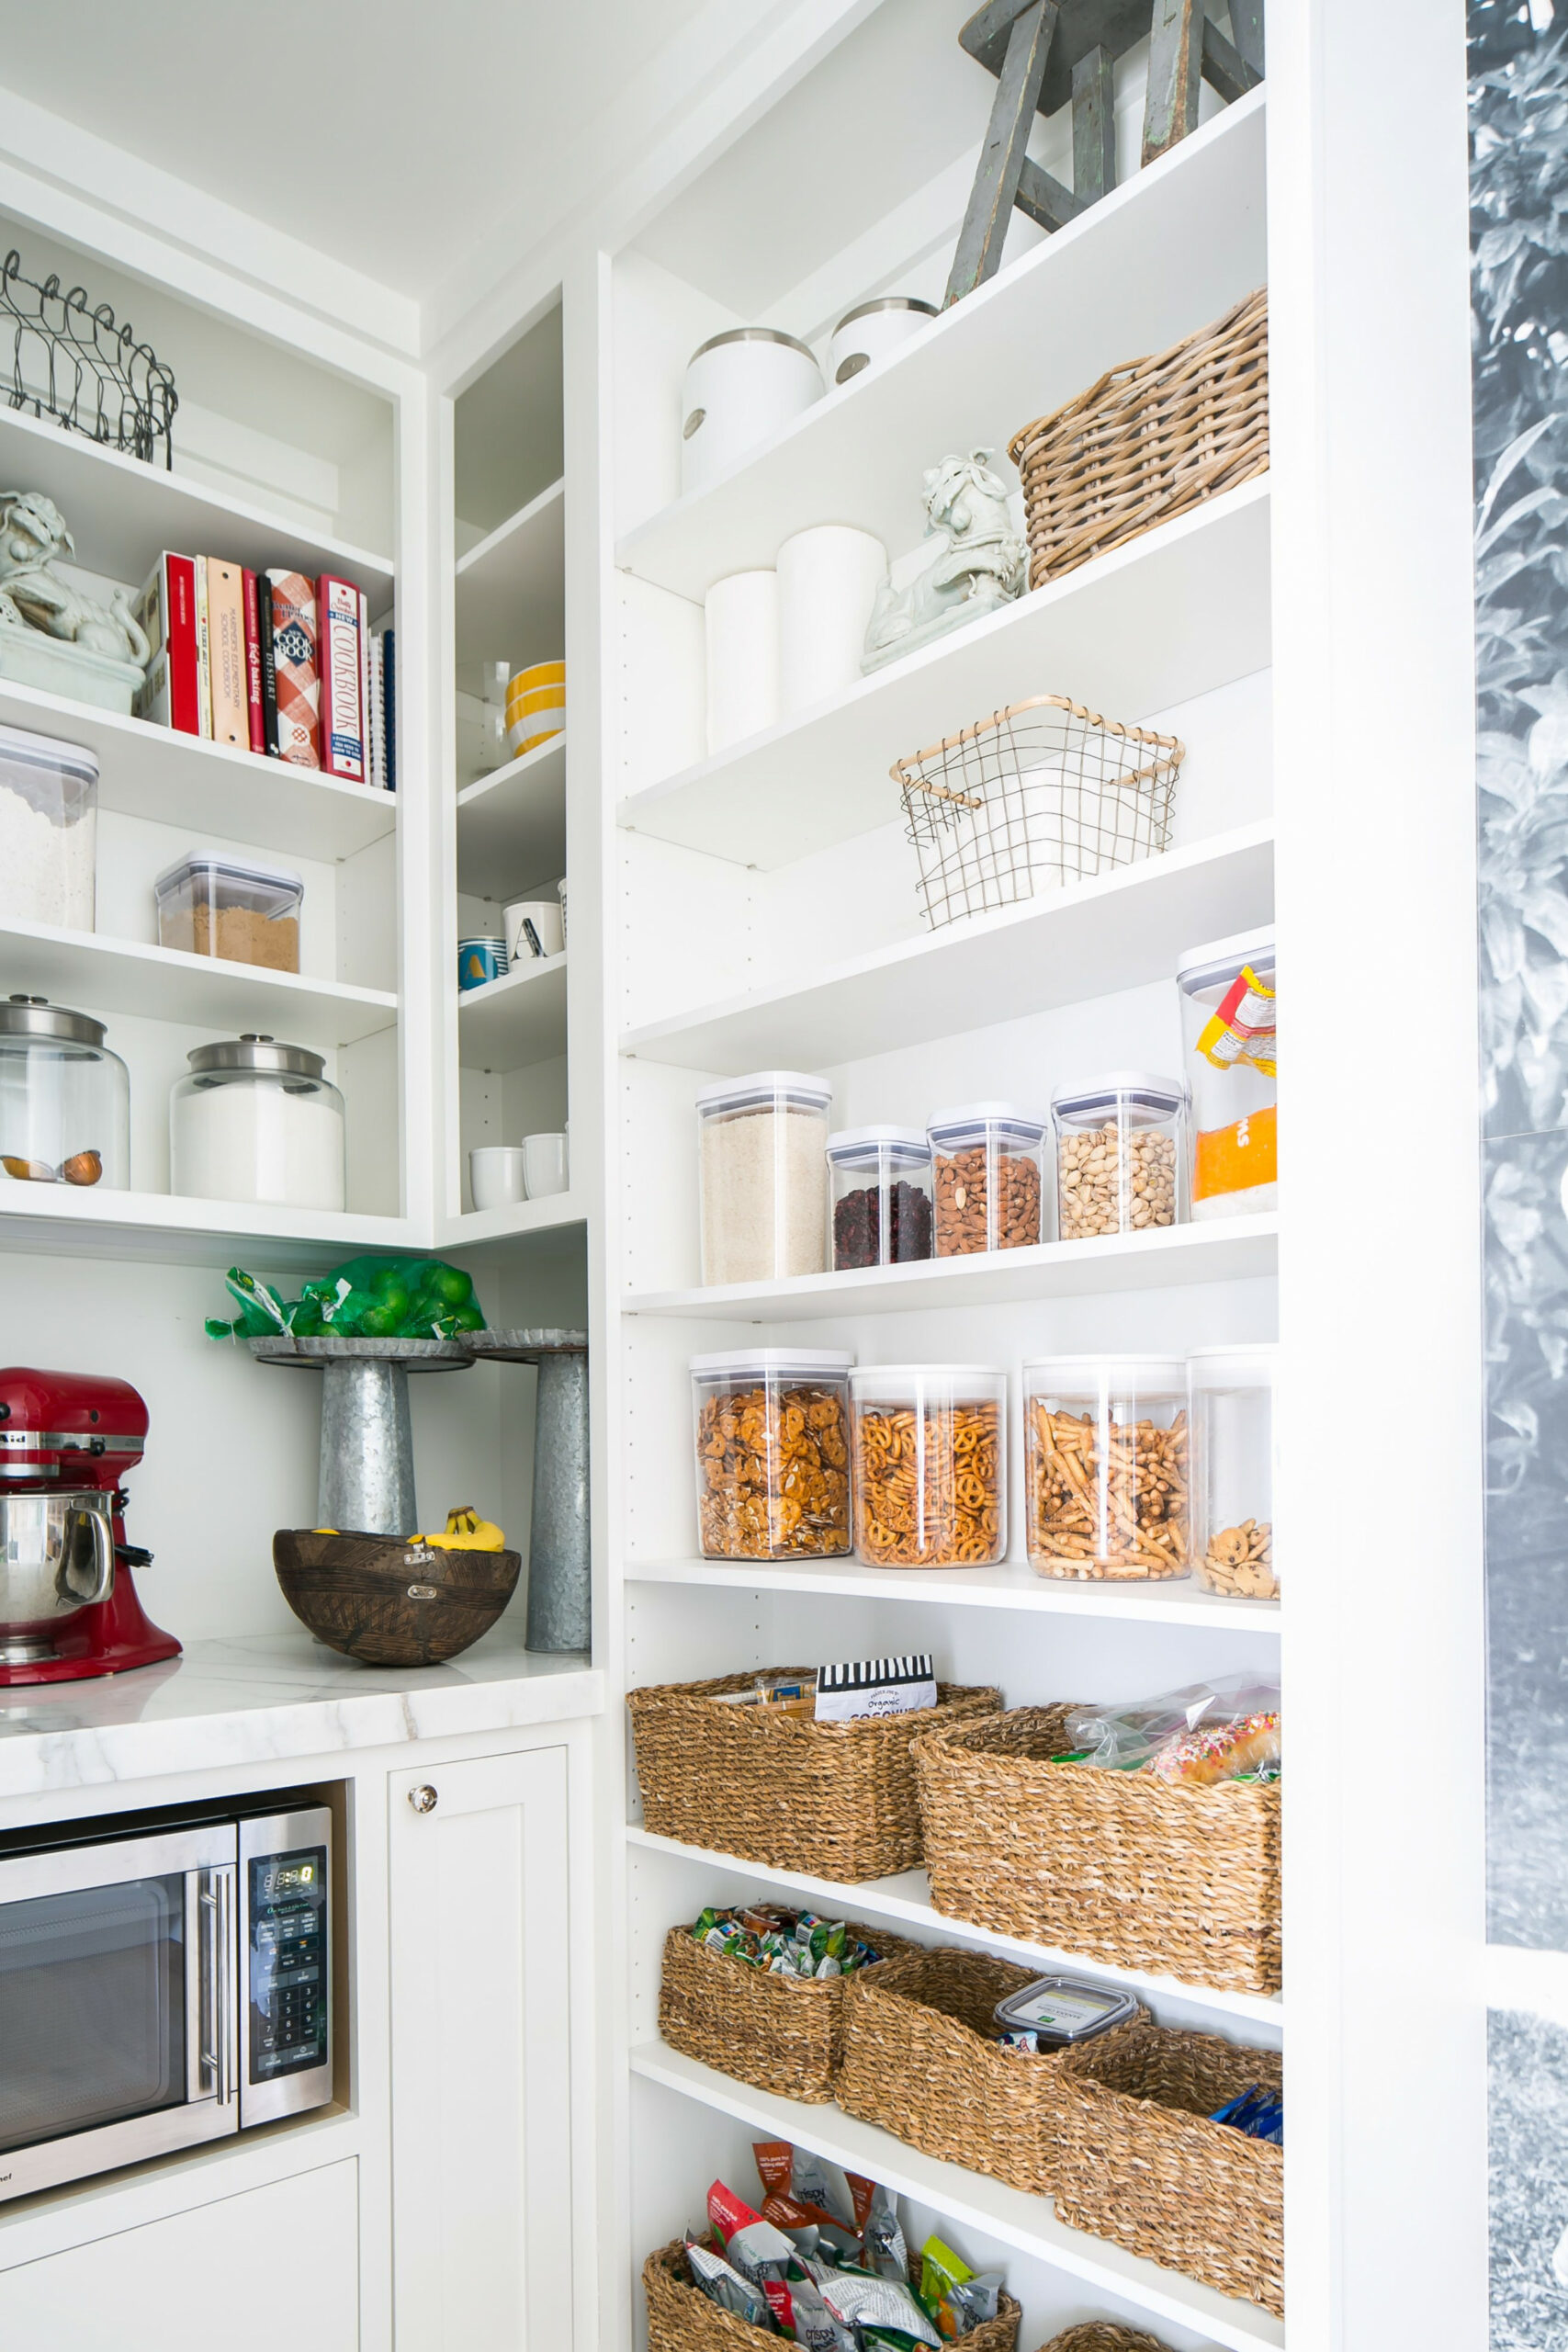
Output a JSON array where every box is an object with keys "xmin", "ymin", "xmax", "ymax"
[{"xmin": 1473, "ymin": 3, "xmax": 1568, "ymax": 2338}]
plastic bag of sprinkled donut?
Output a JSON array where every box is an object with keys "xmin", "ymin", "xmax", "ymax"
[{"xmin": 1065, "ymin": 1675, "xmax": 1280, "ymax": 1784}]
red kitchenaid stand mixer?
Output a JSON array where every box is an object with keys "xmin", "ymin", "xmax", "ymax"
[{"xmin": 0, "ymin": 1368, "xmax": 179, "ymax": 1684}]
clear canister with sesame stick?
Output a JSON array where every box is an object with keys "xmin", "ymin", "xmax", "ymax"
[
  {"xmin": 1023, "ymin": 1354, "xmax": 1190, "ymax": 1580},
  {"xmin": 1189, "ymin": 1343, "xmax": 1278, "ymax": 1600}
]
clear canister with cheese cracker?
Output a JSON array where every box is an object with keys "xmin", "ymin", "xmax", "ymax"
[
  {"xmin": 1177, "ymin": 925, "xmax": 1276, "ymax": 1221},
  {"xmin": 850, "ymin": 1363, "xmax": 1006, "ymax": 1567},
  {"xmin": 1023, "ymin": 1353, "xmax": 1190, "ymax": 1580},
  {"xmin": 1189, "ymin": 1342, "xmax": 1277, "ymax": 1600},
  {"xmin": 691, "ymin": 1349, "xmax": 852, "ymax": 1560}
]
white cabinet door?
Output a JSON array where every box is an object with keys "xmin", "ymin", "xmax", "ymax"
[
  {"xmin": 0, "ymin": 2159, "xmax": 359, "ymax": 2350},
  {"xmin": 389, "ymin": 1747, "xmax": 573, "ymax": 2352}
]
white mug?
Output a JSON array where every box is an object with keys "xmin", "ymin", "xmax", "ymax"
[
  {"xmin": 503, "ymin": 897, "xmax": 566, "ymax": 965},
  {"xmin": 523, "ymin": 1132, "xmax": 570, "ymax": 1198},
  {"xmin": 469, "ymin": 1146, "xmax": 526, "ymax": 1211}
]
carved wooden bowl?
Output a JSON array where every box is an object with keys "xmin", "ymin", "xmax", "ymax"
[{"xmin": 273, "ymin": 1529, "xmax": 522, "ymax": 1667}]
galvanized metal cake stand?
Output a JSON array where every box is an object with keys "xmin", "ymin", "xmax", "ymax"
[
  {"xmin": 465, "ymin": 1329, "xmax": 590, "ymax": 1654},
  {"xmin": 251, "ymin": 1336, "xmax": 471, "ymax": 1539}
]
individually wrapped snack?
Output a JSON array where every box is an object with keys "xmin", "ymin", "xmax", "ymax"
[
  {"xmin": 1212, "ymin": 2083, "xmax": 1284, "ymax": 2144},
  {"xmin": 1066, "ymin": 1674, "xmax": 1281, "ymax": 1781},
  {"xmin": 820, "ymin": 2271, "xmax": 942, "ymax": 2348},
  {"xmin": 708, "ymin": 2177, "xmax": 801, "ymax": 2329},
  {"xmin": 695, "ymin": 1907, "xmax": 883, "ymax": 1981},
  {"xmin": 863, "ymin": 2186, "xmax": 908, "ymax": 2283},
  {"xmin": 754, "ymin": 2140, "xmax": 863, "ymax": 2233},
  {"xmin": 685, "ymin": 2235, "xmax": 773, "ymax": 2327}
]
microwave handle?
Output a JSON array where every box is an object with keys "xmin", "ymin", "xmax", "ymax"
[{"xmin": 197, "ymin": 1865, "xmax": 237, "ymax": 2108}]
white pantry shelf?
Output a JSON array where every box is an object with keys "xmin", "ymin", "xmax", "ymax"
[
  {"xmin": 439, "ymin": 1187, "xmax": 585, "ymax": 1257},
  {"xmin": 626, "ymin": 1554, "xmax": 1280, "ymax": 1633},
  {"xmin": 629, "ymin": 2044, "xmax": 1284, "ymax": 2352},
  {"xmin": 0, "ymin": 404, "xmax": 392, "ymax": 596},
  {"xmin": 618, "ymin": 480, "xmax": 1271, "ymax": 869},
  {"xmin": 624, "ymin": 821, "xmax": 1273, "ymax": 1069},
  {"xmin": 0, "ymin": 677, "xmax": 397, "ymax": 861},
  {"xmin": 454, "ymin": 476, "xmax": 565, "ymax": 660},
  {"xmin": 623, "ymin": 1215, "xmax": 1278, "ymax": 1319},
  {"xmin": 455, "ymin": 732, "xmax": 567, "ymax": 898},
  {"xmin": 0, "ymin": 919, "xmax": 396, "ymax": 1049},
  {"xmin": 626, "ymin": 1827, "xmax": 1283, "ymax": 2032},
  {"xmin": 0, "ymin": 1182, "xmax": 416, "ymax": 1272},
  {"xmin": 615, "ymin": 91, "xmax": 1266, "ymax": 604},
  {"xmin": 456, "ymin": 950, "xmax": 568, "ymax": 1069}
]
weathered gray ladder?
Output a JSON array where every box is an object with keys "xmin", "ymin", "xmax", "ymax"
[{"xmin": 944, "ymin": 0, "xmax": 1264, "ymax": 305}]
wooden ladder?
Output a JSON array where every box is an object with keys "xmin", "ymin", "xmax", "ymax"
[{"xmin": 944, "ymin": 0, "xmax": 1264, "ymax": 305}]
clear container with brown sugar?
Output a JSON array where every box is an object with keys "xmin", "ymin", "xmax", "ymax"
[
  {"xmin": 1023, "ymin": 1353, "xmax": 1190, "ymax": 1580},
  {"xmin": 1189, "ymin": 1343, "xmax": 1277, "ymax": 1600},
  {"xmin": 850, "ymin": 1363, "xmax": 1006, "ymax": 1567},
  {"xmin": 155, "ymin": 853, "xmax": 303, "ymax": 973},
  {"xmin": 691, "ymin": 1349, "xmax": 852, "ymax": 1559},
  {"xmin": 926, "ymin": 1102, "xmax": 1046, "ymax": 1256},
  {"xmin": 1051, "ymin": 1072, "xmax": 1186, "ymax": 1241}
]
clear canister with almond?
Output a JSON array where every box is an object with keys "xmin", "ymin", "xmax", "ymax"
[
  {"xmin": 1189, "ymin": 1343, "xmax": 1277, "ymax": 1600},
  {"xmin": 1023, "ymin": 1354, "xmax": 1190, "ymax": 1579},
  {"xmin": 850, "ymin": 1364, "xmax": 1006, "ymax": 1567},
  {"xmin": 927, "ymin": 1102, "xmax": 1047, "ymax": 1256},
  {"xmin": 691, "ymin": 1349, "xmax": 852, "ymax": 1559}
]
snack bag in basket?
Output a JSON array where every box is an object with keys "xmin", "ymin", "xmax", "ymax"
[{"xmin": 684, "ymin": 2236, "xmax": 772, "ymax": 2327}]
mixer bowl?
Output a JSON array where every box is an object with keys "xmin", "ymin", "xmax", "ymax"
[{"xmin": 0, "ymin": 1490, "xmax": 115, "ymax": 1647}]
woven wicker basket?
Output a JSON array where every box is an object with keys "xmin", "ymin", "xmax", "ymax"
[
  {"xmin": 835, "ymin": 1944, "xmax": 1135, "ymax": 2197},
  {"xmin": 627, "ymin": 1670, "xmax": 1000, "ymax": 1881},
  {"xmin": 912, "ymin": 1704, "xmax": 1281, "ymax": 1994},
  {"xmin": 1048, "ymin": 2022, "xmax": 1284, "ymax": 2317},
  {"xmin": 644, "ymin": 2239, "xmax": 1022, "ymax": 2352},
  {"xmin": 658, "ymin": 1918, "xmax": 922, "ymax": 2101},
  {"xmin": 1007, "ymin": 287, "xmax": 1269, "ymax": 590},
  {"xmin": 1032, "ymin": 2329, "xmax": 1172, "ymax": 2352}
]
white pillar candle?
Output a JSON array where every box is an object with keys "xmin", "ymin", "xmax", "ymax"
[
  {"xmin": 775, "ymin": 525, "xmax": 888, "ymax": 715},
  {"xmin": 704, "ymin": 568, "xmax": 780, "ymax": 754}
]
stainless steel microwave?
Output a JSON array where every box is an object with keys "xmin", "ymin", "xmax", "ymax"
[{"xmin": 0, "ymin": 1793, "xmax": 332, "ymax": 2201}]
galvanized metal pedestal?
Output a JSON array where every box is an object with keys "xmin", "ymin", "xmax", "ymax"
[
  {"xmin": 466, "ymin": 1329, "xmax": 590, "ymax": 1653},
  {"xmin": 252, "ymin": 1337, "xmax": 472, "ymax": 1537}
]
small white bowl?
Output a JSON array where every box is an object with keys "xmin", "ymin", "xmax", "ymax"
[{"xmin": 469, "ymin": 1146, "xmax": 526, "ymax": 1212}]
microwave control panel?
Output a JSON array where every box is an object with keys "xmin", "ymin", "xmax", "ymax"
[{"xmin": 247, "ymin": 1846, "xmax": 328, "ymax": 2082}]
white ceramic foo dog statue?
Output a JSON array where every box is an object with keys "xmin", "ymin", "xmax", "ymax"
[
  {"xmin": 862, "ymin": 448, "xmax": 1027, "ymax": 673},
  {"xmin": 0, "ymin": 491, "xmax": 150, "ymax": 714}
]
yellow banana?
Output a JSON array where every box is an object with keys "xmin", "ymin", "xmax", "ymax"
[{"xmin": 411, "ymin": 1503, "xmax": 506, "ymax": 1551}]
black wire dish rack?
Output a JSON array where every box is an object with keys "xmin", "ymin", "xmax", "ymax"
[{"xmin": 0, "ymin": 249, "xmax": 176, "ymax": 467}]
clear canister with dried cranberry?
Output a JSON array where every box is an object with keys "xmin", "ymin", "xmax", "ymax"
[
  {"xmin": 827, "ymin": 1126, "xmax": 934, "ymax": 1271},
  {"xmin": 927, "ymin": 1102, "xmax": 1048, "ymax": 1256}
]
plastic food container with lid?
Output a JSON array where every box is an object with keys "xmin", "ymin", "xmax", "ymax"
[
  {"xmin": 154, "ymin": 854, "xmax": 303, "ymax": 973},
  {"xmin": 691, "ymin": 1348, "xmax": 852, "ymax": 1560},
  {"xmin": 927, "ymin": 1102, "xmax": 1047, "ymax": 1256},
  {"xmin": 829, "ymin": 296, "xmax": 938, "ymax": 387},
  {"xmin": 1177, "ymin": 926, "xmax": 1277, "ymax": 1221},
  {"xmin": 1189, "ymin": 1343, "xmax": 1278, "ymax": 1600},
  {"xmin": 827, "ymin": 1126, "xmax": 933, "ymax": 1270},
  {"xmin": 0, "ymin": 995, "xmax": 128, "ymax": 1188},
  {"xmin": 850, "ymin": 1364, "xmax": 1007, "ymax": 1567},
  {"xmin": 1023, "ymin": 1354, "xmax": 1190, "ymax": 1580},
  {"xmin": 1052, "ymin": 1072, "xmax": 1187, "ymax": 1241},
  {"xmin": 0, "ymin": 723, "xmax": 96, "ymax": 933},
  {"xmin": 697, "ymin": 1069, "xmax": 832, "ymax": 1286},
  {"xmin": 681, "ymin": 329, "xmax": 825, "ymax": 495},
  {"xmin": 170, "ymin": 1035, "xmax": 345, "ymax": 1210}
]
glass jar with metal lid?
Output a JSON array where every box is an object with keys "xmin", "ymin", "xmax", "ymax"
[
  {"xmin": 1052, "ymin": 1072, "xmax": 1187, "ymax": 1241},
  {"xmin": 681, "ymin": 327, "xmax": 825, "ymax": 494},
  {"xmin": 827, "ymin": 1125, "xmax": 934, "ymax": 1269},
  {"xmin": 170, "ymin": 1035, "xmax": 345, "ymax": 1211},
  {"xmin": 0, "ymin": 995, "xmax": 128, "ymax": 1189}
]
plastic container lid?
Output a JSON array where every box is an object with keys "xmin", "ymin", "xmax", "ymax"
[
  {"xmin": 826, "ymin": 1124, "xmax": 931, "ymax": 1166},
  {"xmin": 0, "ymin": 720, "xmax": 98, "ymax": 786},
  {"xmin": 1022, "ymin": 1351, "xmax": 1185, "ymax": 1383},
  {"xmin": 696, "ymin": 1069, "xmax": 833, "ymax": 1114},
  {"xmin": 1187, "ymin": 1342, "xmax": 1278, "ymax": 1387},
  {"xmin": 992, "ymin": 1975, "xmax": 1143, "ymax": 2047},
  {"xmin": 154, "ymin": 852, "xmax": 303, "ymax": 900},
  {"xmin": 690, "ymin": 1349, "xmax": 852, "ymax": 1378},
  {"xmin": 849, "ymin": 1363, "xmax": 1006, "ymax": 1383},
  {"xmin": 927, "ymin": 1101, "xmax": 1046, "ymax": 1147},
  {"xmin": 1052, "ymin": 1071, "xmax": 1187, "ymax": 1120},
  {"xmin": 1177, "ymin": 925, "xmax": 1276, "ymax": 996}
]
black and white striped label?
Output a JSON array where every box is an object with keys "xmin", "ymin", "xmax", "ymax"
[{"xmin": 815, "ymin": 1654, "xmax": 938, "ymax": 1721}]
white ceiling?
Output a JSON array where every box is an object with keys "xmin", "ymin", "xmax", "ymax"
[{"xmin": 0, "ymin": 0, "xmax": 720, "ymax": 304}]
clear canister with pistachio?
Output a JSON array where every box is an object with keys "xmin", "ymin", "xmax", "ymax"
[
  {"xmin": 1189, "ymin": 1343, "xmax": 1277, "ymax": 1600},
  {"xmin": 1023, "ymin": 1354, "xmax": 1190, "ymax": 1580},
  {"xmin": 1052, "ymin": 1072, "xmax": 1186, "ymax": 1241}
]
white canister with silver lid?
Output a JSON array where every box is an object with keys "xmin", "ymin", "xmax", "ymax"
[
  {"xmin": 829, "ymin": 296, "xmax": 938, "ymax": 388},
  {"xmin": 681, "ymin": 329, "xmax": 824, "ymax": 495}
]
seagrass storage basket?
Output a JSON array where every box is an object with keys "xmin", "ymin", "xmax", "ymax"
[
  {"xmin": 658, "ymin": 1917, "xmax": 921, "ymax": 2101},
  {"xmin": 912, "ymin": 1704, "xmax": 1281, "ymax": 1994},
  {"xmin": 1033, "ymin": 2328, "xmax": 1173, "ymax": 2352},
  {"xmin": 1008, "ymin": 287, "xmax": 1269, "ymax": 590},
  {"xmin": 1048, "ymin": 2022, "xmax": 1284, "ymax": 2317},
  {"xmin": 626, "ymin": 1669, "xmax": 999, "ymax": 1881},
  {"xmin": 835, "ymin": 1945, "xmax": 1141, "ymax": 2197},
  {"xmin": 644, "ymin": 2239, "xmax": 1022, "ymax": 2352}
]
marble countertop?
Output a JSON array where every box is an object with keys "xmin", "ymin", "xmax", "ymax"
[{"xmin": 0, "ymin": 1628, "xmax": 604, "ymax": 1802}]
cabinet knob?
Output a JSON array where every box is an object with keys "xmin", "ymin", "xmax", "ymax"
[{"xmin": 408, "ymin": 1783, "xmax": 438, "ymax": 1814}]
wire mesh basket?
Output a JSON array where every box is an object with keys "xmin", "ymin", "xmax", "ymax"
[
  {"xmin": 0, "ymin": 249, "xmax": 177, "ymax": 467},
  {"xmin": 890, "ymin": 695, "xmax": 1184, "ymax": 932}
]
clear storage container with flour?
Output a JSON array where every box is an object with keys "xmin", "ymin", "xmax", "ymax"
[
  {"xmin": 0, "ymin": 723, "xmax": 96, "ymax": 932},
  {"xmin": 1178, "ymin": 928, "xmax": 1277, "ymax": 1220},
  {"xmin": 171, "ymin": 1035, "xmax": 345, "ymax": 1210},
  {"xmin": 696, "ymin": 1069, "xmax": 831, "ymax": 1284}
]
